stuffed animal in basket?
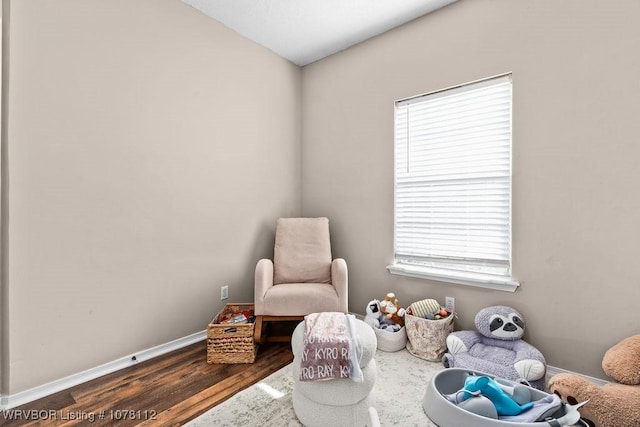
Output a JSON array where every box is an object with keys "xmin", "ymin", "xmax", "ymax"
[
  {"xmin": 548, "ymin": 334, "xmax": 640, "ymax": 427},
  {"xmin": 365, "ymin": 298, "xmax": 402, "ymax": 332},
  {"xmin": 364, "ymin": 299, "xmax": 383, "ymax": 329},
  {"xmin": 443, "ymin": 305, "xmax": 547, "ymax": 390},
  {"xmin": 379, "ymin": 293, "xmax": 406, "ymax": 327},
  {"xmin": 408, "ymin": 298, "xmax": 453, "ymax": 320}
]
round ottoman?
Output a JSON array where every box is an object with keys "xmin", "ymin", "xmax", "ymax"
[
  {"xmin": 292, "ymin": 359, "xmax": 377, "ymax": 406},
  {"xmin": 290, "ymin": 317, "xmax": 378, "ymax": 427},
  {"xmin": 291, "ymin": 318, "xmax": 377, "ymax": 367},
  {"xmin": 292, "ymin": 387, "xmax": 372, "ymax": 427}
]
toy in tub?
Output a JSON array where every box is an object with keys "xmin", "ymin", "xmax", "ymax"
[{"xmin": 423, "ymin": 368, "xmax": 588, "ymax": 427}]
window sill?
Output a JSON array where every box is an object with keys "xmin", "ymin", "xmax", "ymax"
[{"xmin": 386, "ymin": 264, "xmax": 520, "ymax": 292}]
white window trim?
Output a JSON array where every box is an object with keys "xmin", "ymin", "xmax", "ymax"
[
  {"xmin": 390, "ymin": 73, "xmax": 519, "ymax": 292},
  {"xmin": 387, "ymin": 263, "xmax": 520, "ymax": 292}
]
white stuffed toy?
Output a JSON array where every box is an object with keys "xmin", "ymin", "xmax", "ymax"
[{"xmin": 365, "ymin": 299, "xmax": 383, "ymax": 329}]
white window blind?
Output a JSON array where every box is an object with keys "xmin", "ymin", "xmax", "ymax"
[{"xmin": 392, "ymin": 74, "xmax": 515, "ymax": 288}]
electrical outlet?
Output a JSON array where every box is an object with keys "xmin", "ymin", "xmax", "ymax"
[
  {"xmin": 445, "ymin": 296, "xmax": 455, "ymax": 313},
  {"xmin": 221, "ymin": 285, "xmax": 229, "ymax": 300}
]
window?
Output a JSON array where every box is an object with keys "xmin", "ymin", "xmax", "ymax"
[{"xmin": 388, "ymin": 74, "xmax": 518, "ymax": 292}]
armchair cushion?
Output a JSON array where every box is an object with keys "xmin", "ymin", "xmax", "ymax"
[
  {"xmin": 260, "ymin": 283, "xmax": 342, "ymax": 316},
  {"xmin": 274, "ymin": 217, "xmax": 332, "ymax": 284},
  {"xmin": 255, "ymin": 258, "xmax": 348, "ymax": 316}
]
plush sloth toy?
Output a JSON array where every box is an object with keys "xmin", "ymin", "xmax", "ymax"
[{"xmin": 443, "ymin": 305, "xmax": 547, "ymax": 390}]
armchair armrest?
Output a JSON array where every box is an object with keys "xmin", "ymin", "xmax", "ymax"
[
  {"xmin": 512, "ymin": 339, "xmax": 545, "ymax": 364},
  {"xmin": 254, "ymin": 258, "xmax": 274, "ymax": 315},
  {"xmin": 331, "ymin": 258, "xmax": 348, "ymax": 313},
  {"xmin": 512, "ymin": 339, "xmax": 546, "ymax": 380}
]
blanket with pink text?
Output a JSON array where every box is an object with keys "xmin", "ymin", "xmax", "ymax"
[{"xmin": 299, "ymin": 312, "xmax": 363, "ymax": 382}]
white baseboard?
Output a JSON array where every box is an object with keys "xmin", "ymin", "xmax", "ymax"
[
  {"xmin": 546, "ymin": 365, "xmax": 609, "ymax": 387},
  {"xmin": 0, "ymin": 330, "xmax": 207, "ymax": 410}
]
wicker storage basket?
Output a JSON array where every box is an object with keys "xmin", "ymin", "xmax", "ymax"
[
  {"xmin": 207, "ymin": 303, "xmax": 257, "ymax": 364},
  {"xmin": 405, "ymin": 312, "xmax": 454, "ymax": 362}
]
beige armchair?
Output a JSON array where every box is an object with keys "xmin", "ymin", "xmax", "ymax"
[{"xmin": 254, "ymin": 217, "xmax": 348, "ymax": 343}]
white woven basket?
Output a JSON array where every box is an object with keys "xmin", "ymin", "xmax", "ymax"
[{"xmin": 374, "ymin": 326, "xmax": 407, "ymax": 352}]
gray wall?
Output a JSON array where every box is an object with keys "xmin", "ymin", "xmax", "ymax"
[
  {"xmin": 2, "ymin": 0, "xmax": 301, "ymax": 394},
  {"xmin": 301, "ymin": 0, "xmax": 640, "ymax": 379},
  {"xmin": 3, "ymin": 0, "xmax": 639, "ymax": 396}
]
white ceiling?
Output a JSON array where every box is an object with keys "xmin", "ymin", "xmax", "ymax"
[{"xmin": 182, "ymin": 0, "xmax": 458, "ymax": 66}]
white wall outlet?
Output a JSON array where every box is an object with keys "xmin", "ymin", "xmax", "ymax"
[
  {"xmin": 445, "ymin": 296, "xmax": 455, "ymax": 313},
  {"xmin": 221, "ymin": 285, "xmax": 229, "ymax": 300}
]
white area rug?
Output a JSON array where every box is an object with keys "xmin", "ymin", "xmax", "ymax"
[{"xmin": 186, "ymin": 348, "xmax": 442, "ymax": 426}]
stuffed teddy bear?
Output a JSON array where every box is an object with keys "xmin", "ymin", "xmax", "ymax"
[
  {"xmin": 443, "ymin": 305, "xmax": 547, "ymax": 390},
  {"xmin": 548, "ymin": 334, "xmax": 640, "ymax": 427},
  {"xmin": 365, "ymin": 298, "xmax": 403, "ymax": 332},
  {"xmin": 379, "ymin": 292, "xmax": 406, "ymax": 327}
]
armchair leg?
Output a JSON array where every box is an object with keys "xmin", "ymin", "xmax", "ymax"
[{"xmin": 254, "ymin": 315, "xmax": 265, "ymax": 344}]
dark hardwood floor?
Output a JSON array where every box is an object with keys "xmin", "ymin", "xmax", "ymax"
[{"xmin": 1, "ymin": 341, "xmax": 293, "ymax": 427}]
